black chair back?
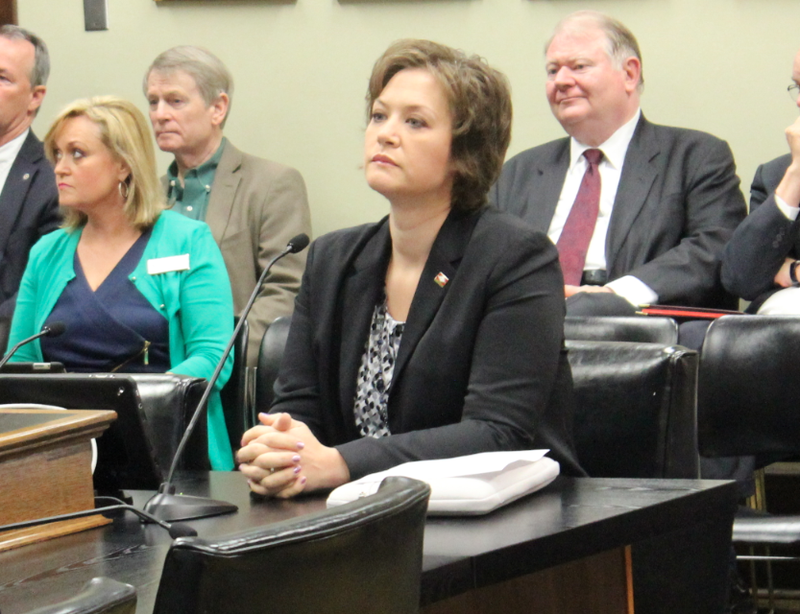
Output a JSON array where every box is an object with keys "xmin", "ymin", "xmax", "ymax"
[
  {"xmin": 698, "ymin": 315, "xmax": 800, "ymax": 458},
  {"xmin": 26, "ymin": 577, "xmax": 136, "ymax": 614},
  {"xmin": 220, "ymin": 316, "xmax": 249, "ymax": 452},
  {"xmin": 567, "ymin": 340, "xmax": 699, "ymax": 479},
  {"xmin": 255, "ymin": 315, "xmax": 292, "ymax": 414},
  {"xmin": 0, "ymin": 373, "xmax": 208, "ymax": 490},
  {"xmin": 152, "ymin": 476, "xmax": 430, "ymax": 614},
  {"xmin": 565, "ymin": 315, "xmax": 679, "ymax": 344}
]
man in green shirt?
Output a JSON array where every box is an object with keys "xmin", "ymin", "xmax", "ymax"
[{"xmin": 144, "ymin": 46, "xmax": 311, "ymax": 366}]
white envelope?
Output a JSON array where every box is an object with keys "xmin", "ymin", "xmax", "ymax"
[{"xmin": 327, "ymin": 450, "xmax": 560, "ymax": 516}]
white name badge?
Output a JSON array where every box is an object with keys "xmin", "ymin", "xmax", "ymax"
[{"xmin": 147, "ymin": 254, "xmax": 190, "ymax": 275}]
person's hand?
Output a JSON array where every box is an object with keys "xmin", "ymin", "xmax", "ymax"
[
  {"xmin": 237, "ymin": 413, "xmax": 350, "ymax": 499},
  {"xmin": 564, "ymin": 284, "xmax": 614, "ymax": 298},
  {"xmin": 238, "ymin": 413, "xmax": 305, "ymax": 497},
  {"xmin": 787, "ymin": 116, "xmax": 800, "ymax": 161},
  {"xmin": 774, "ymin": 257, "xmax": 798, "ymax": 288},
  {"xmin": 776, "ymin": 117, "xmax": 800, "ymax": 207}
]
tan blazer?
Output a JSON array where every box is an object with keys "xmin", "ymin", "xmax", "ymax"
[{"xmin": 165, "ymin": 140, "xmax": 312, "ymax": 364}]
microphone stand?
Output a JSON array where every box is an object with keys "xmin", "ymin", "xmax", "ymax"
[
  {"xmin": 0, "ymin": 323, "xmax": 66, "ymax": 370},
  {"xmin": 144, "ymin": 234, "xmax": 309, "ymax": 522}
]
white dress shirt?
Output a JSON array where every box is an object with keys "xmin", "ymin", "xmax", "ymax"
[{"xmin": 548, "ymin": 110, "xmax": 658, "ymax": 306}]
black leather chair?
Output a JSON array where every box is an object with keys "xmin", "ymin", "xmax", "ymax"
[
  {"xmin": 220, "ymin": 316, "xmax": 249, "ymax": 452},
  {"xmin": 566, "ymin": 340, "xmax": 699, "ymax": 479},
  {"xmin": 152, "ymin": 476, "xmax": 430, "ymax": 614},
  {"xmin": 0, "ymin": 373, "xmax": 208, "ymax": 490},
  {"xmin": 26, "ymin": 577, "xmax": 136, "ymax": 614},
  {"xmin": 698, "ymin": 315, "xmax": 800, "ymax": 609},
  {"xmin": 564, "ymin": 315, "xmax": 679, "ymax": 345},
  {"xmin": 255, "ymin": 315, "xmax": 292, "ymax": 415},
  {"xmin": 698, "ymin": 315, "xmax": 800, "ymax": 460},
  {"xmin": 567, "ymin": 340, "xmax": 724, "ymax": 612}
]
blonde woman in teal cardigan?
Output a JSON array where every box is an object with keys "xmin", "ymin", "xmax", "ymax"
[{"xmin": 7, "ymin": 97, "xmax": 234, "ymax": 470}]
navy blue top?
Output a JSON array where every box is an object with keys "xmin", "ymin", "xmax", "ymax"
[{"xmin": 41, "ymin": 229, "xmax": 170, "ymax": 373}]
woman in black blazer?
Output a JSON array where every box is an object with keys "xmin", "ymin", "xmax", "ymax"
[{"xmin": 237, "ymin": 39, "xmax": 583, "ymax": 498}]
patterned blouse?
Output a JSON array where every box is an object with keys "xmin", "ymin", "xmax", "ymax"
[{"xmin": 353, "ymin": 297, "xmax": 405, "ymax": 438}]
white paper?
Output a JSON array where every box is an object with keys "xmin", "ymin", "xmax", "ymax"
[
  {"xmin": 327, "ymin": 450, "xmax": 557, "ymax": 515},
  {"xmin": 368, "ymin": 449, "xmax": 550, "ymax": 482}
]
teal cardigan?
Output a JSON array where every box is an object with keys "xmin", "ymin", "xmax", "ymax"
[{"xmin": 8, "ymin": 210, "xmax": 235, "ymax": 470}]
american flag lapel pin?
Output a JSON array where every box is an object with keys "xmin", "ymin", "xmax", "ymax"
[{"xmin": 434, "ymin": 272, "xmax": 449, "ymax": 288}]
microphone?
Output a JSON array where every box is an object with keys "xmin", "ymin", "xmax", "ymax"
[
  {"xmin": 0, "ymin": 322, "xmax": 66, "ymax": 370},
  {"xmin": 144, "ymin": 233, "xmax": 311, "ymax": 522},
  {"xmin": 287, "ymin": 233, "xmax": 310, "ymax": 254},
  {"xmin": 0, "ymin": 496, "xmax": 197, "ymax": 539}
]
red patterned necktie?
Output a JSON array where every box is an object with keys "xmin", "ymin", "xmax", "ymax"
[{"xmin": 556, "ymin": 149, "xmax": 603, "ymax": 286}]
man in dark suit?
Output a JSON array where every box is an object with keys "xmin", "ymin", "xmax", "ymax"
[
  {"xmin": 0, "ymin": 26, "xmax": 59, "ymax": 349},
  {"xmin": 721, "ymin": 152, "xmax": 796, "ymax": 312},
  {"xmin": 721, "ymin": 48, "xmax": 800, "ymax": 313},
  {"xmin": 492, "ymin": 11, "xmax": 746, "ymax": 313}
]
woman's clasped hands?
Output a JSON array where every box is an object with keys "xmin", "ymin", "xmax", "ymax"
[{"xmin": 237, "ymin": 413, "xmax": 350, "ymax": 498}]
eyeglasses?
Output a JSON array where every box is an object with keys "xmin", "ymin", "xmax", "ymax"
[{"xmin": 788, "ymin": 83, "xmax": 800, "ymax": 102}]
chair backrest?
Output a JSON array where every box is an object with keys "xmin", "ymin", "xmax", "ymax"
[
  {"xmin": 0, "ymin": 373, "xmax": 208, "ymax": 490},
  {"xmin": 131, "ymin": 374, "xmax": 209, "ymax": 474},
  {"xmin": 26, "ymin": 577, "xmax": 136, "ymax": 614},
  {"xmin": 255, "ymin": 315, "xmax": 293, "ymax": 415},
  {"xmin": 153, "ymin": 476, "xmax": 431, "ymax": 614},
  {"xmin": 565, "ymin": 315, "xmax": 679, "ymax": 345},
  {"xmin": 220, "ymin": 316, "xmax": 249, "ymax": 452},
  {"xmin": 698, "ymin": 315, "xmax": 800, "ymax": 458},
  {"xmin": 567, "ymin": 340, "xmax": 699, "ymax": 479}
]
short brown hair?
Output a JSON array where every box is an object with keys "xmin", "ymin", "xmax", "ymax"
[
  {"xmin": 367, "ymin": 39, "xmax": 512, "ymax": 213},
  {"xmin": 45, "ymin": 96, "xmax": 164, "ymax": 230}
]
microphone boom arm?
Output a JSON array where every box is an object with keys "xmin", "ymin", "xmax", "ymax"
[
  {"xmin": 144, "ymin": 234, "xmax": 309, "ymax": 522},
  {"xmin": 163, "ymin": 239, "xmax": 302, "ymax": 485}
]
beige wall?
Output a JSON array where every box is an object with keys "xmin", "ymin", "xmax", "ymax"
[{"xmin": 18, "ymin": 0, "xmax": 800, "ymax": 237}]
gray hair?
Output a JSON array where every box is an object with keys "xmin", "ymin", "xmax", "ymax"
[
  {"xmin": 144, "ymin": 46, "xmax": 233, "ymax": 125},
  {"xmin": 546, "ymin": 11, "xmax": 644, "ymax": 91},
  {"xmin": 0, "ymin": 25, "xmax": 50, "ymax": 88}
]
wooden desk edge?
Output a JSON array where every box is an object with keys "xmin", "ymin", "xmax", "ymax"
[{"xmin": 0, "ymin": 409, "xmax": 116, "ymax": 459}]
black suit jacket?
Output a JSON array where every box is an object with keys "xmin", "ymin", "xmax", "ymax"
[
  {"xmin": 0, "ymin": 130, "xmax": 59, "ymax": 320},
  {"xmin": 491, "ymin": 115, "xmax": 746, "ymax": 309},
  {"xmin": 273, "ymin": 206, "xmax": 584, "ymax": 480},
  {"xmin": 721, "ymin": 153, "xmax": 796, "ymax": 311}
]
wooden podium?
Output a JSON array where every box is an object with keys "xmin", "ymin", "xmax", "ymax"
[{"xmin": 0, "ymin": 408, "xmax": 116, "ymax": 551}]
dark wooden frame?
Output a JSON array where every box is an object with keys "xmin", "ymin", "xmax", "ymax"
[{"xmin": 0, "ymin": 0, "xmax": 16, "ymax": 26}]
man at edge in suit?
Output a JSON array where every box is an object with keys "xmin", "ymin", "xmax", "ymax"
[
  {"xmin": 144, "ymin": 46, "xmax": 311, "ymax": 365},
  {"xmin": 492, "ymin": 11, "xmax": 746, "ymax": 315},
  {"xmin": 721, "ymin": 47, "xmax": 800, "ymax": 314},
  {"xmin": 0, "ymin": 26, "xmax": 59, "ymax": 351}
]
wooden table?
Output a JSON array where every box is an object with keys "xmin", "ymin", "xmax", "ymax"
[{"xmin": 0, "ymin": 473, "xmax": 737, "ymax": 614}]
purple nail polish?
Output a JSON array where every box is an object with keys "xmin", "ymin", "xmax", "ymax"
[
  {"xmin": 292, "ymin": 455, "xmax": 301, "ymax": 463},
  {"xmin": 293, "ymin": 465, "xmax": 302, "ymax": 474},
  {"xmin": 296, "ymin": 442, "xmax": 305, "ymax": 450},
  {"xmin": 300, "ymin": 476, "xmax": 307, "ymax": 485}
]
